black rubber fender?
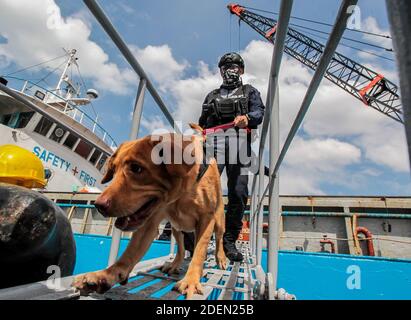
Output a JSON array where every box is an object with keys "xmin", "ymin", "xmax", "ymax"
[{"xmin": 0, "ymin": 183, "xmax": 76, "ymax": 288}]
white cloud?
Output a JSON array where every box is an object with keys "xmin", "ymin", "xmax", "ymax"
[
  {"xmin": 278, "ymin": 137, "xmax": 362, "ymax": 194},
  {"xmin": 131, "ymin": 44, "xmax": 188, "ymax": 91},
  {"xmin": 0, "ymin": 0, "xmax": 136, "ymax": 95},
  {"xmin": 284, "ymin": 137, "xmax": 362, "ymax": 171},
  {"xmin": 140, "ymin": 115, "xmax": 169, "ymax": 135}
]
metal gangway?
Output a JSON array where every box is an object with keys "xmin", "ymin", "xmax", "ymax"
[{"xmin": 1, "ymin": 0, "xmax": 410, "ymax": 300}]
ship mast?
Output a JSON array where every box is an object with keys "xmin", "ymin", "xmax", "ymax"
[{"xmin": 55, "ymin": 49, "xmax": 79, "ymax": 99}]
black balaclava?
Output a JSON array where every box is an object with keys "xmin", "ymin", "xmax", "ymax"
[{"xmin": 221, "ymin": 64, "xmax": 242, "ymax": 89}]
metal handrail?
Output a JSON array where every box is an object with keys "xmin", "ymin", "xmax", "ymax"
[{"xmin": 3, "ymin": 76, "xmax": 118, "ymax": 148}]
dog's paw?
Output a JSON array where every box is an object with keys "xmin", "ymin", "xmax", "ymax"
[
  {"xmin": 161, "ymin": 261, "xmax": 182, "ymax": 274},
  {"xmin": 216, "ymin": 254, "xmax": 227, "ymax": 270},
  {"xmin": 174, "ymin": 276, "xmax": 203, "ymax": 299},
  {"xmin": 72, "ymin": 270, "xmax": 118, "ymax": 295}
]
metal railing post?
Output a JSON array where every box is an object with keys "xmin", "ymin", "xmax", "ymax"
[
  {"xmin": 265, "ymin": 0, "xmax": 293, "ymax": 290},
  {"xmin": 255, "ymin": 0, "xmax": 294, "ymax": 267},
  {"xmin": 249, "ymin": 177, "xmax": 256, "ymax": 257},
  {"xmin": 251, "ymin": 176, "xmax": 258, "ymax": 257},
  {"xmin": 256, "ymin": 152, "xmax": 265, "ymax": 265},
  {"xmin": 268, "ymin": 87, "xmax": 280, "ymax": 289},
  {"xmin": 130, "ymin": 78, "xmax": 147, "ymax": 139},
  {"xmin": 169, "ymin": 234, "xmax": 176, "ymax": 257},
  {"xmin": 108, "ymin": 78, "xmax": 148, "ymax": 266},
  {"xmin": 107, "ymin": 228, "xmax": 121, "ymax": 266}
]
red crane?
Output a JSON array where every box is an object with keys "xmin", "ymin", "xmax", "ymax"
[{"xmin": 227, "ymin": 4, "xmax": 403, "ymax": 124}]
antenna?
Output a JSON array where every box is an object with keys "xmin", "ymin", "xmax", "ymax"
[{"xmin": 55, "ymin": 49, "xmax": 78, "ymax": 97}]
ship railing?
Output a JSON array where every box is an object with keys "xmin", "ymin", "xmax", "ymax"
[{"xmin": 3, "ymin": 76, "xmax": 118, "ymax": 149}]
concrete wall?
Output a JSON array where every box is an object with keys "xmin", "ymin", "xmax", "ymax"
[
  {"xmin": 278, "ymin": 216, "xmax": 349, "ymax": 254},
  {"xmin": 356, "ymin": 217, "xmax": 411, "ymax": 259}
]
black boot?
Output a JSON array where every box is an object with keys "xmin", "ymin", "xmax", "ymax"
[{"xmin": 223, "ymin": 231, "xmax": 243, "ymax": 262}]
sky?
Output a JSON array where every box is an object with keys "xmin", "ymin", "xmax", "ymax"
[{"xmin": 0, "ymin": 0, "xmax": 410, "ymax": 196}]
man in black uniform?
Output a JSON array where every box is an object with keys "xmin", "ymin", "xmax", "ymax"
[{"xmin": 198, "ymin": 52, "xmax": 265, "ymax": 261}]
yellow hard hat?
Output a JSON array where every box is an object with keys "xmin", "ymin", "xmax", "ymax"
[{"xmin": 0, "ymin": 145, "xmax": 47, "ymax": 188}]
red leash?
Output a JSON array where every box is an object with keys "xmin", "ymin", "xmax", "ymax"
[{"xmin": 202, "ymin": 121, "xmax": 251, "ymax": 135}]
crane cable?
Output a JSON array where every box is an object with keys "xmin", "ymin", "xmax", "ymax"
[
  {"xmin": 242, "ymin": 5, "xmax": 392, "ymax": 39},
  {"xmin": 230, "ymin": 13, "xmax": 233, "ymax": 51},
  {"xmin": 238, "ymin": 17, "xmax": 241, "ymax": 52},
  {"xmin": 289, "ymin": 22, "xmax": 393, "ymax": 52},
  {"xmin": 292, "ymin": 26, "xmax": 395, "ymax": 62}
]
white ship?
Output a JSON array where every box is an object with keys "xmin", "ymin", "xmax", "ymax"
[{"xmin": 0, "ymin": 49, "xmax": 116, "ymax": 192}]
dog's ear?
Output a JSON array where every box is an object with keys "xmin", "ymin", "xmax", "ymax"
[
  {"xmin": 189, "ymin": 123, "xmax": 203, "ymax": 133},
  {"xmin": 150, "ymin": 133, "xmax": 202, "ymax": 178},
  {"xmin": 101, "ymin": 144, "xmax": 123, "ymax": 184}
]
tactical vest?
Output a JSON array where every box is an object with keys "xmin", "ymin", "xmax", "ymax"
[{"xmin": 204, "ymin": 85, "xmax": 252, "ymax": 124}]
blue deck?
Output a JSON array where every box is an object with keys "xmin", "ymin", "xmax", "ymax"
[{"xmin": 73, "ymin": 234, "xmax": 411, "ymax": 300}]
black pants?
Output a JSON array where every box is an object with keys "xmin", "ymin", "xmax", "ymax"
[{"xmin": 213, "ymin": 135, "xmax": 250, "ymax": 240}]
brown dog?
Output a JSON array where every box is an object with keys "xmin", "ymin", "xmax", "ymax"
[{"xmin": 72, "ymin": 124, "xmax": 227, "ymax": 299}]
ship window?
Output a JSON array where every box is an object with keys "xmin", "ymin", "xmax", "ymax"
[
  {"xmin": 15, "ymin": 111, "xmax": 35, "ymax": 128},
  {"xmin": 49, "ymin": 126, "xmax": 66, "ymax": 143},
  {"xmin": 34, "ymin": 116, "xmax": 53, "ymax": 136},
  {"xmin": 0, "ymin": 112, "xmax": 34, "ymax": 129},
  {"xmin": 75, "ymin": 140, "xmax": 93, "ymax": 159},
  {"xmin": 0, "ymin": 114, "xmax": 12, "ymax": 126},
  {"xmin": 89, "ymin": 149, "xmax": 101, "ymax": 165},
  {"xmin": 63, "ymin": 133, "xmax": 78, "ymax": 149},
  {"xmin": 96, "ymin": 154, "xmax": 108, "ymax": 171}
]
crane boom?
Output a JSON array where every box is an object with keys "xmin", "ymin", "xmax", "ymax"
[{"xmin": 228, "ymin": 4, "xmax": 403, "ymax": 124}]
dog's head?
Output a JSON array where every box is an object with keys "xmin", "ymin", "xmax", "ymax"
[{"xmin": 94, "ymin": 129, "xmax": 204, "ymax": 232}]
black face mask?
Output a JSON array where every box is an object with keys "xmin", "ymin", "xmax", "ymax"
[{"xmin": 221, "ymin": 64, "xmax": 242, "ymax": 88}]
